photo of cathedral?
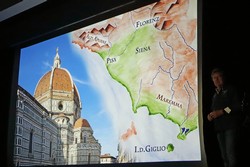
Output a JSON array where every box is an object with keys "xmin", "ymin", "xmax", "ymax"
[{"xmin": 13, "ymin": 49, "xmax": 102, "ymax": 166}]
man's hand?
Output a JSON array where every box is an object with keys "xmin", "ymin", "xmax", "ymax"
[{"xmin": 207, "ymin": 109, "xmax": 224, "ymax": 121}]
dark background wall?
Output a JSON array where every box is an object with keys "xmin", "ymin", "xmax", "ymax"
[
  {"xmin": 1, "ymin": 0, "xmax": 249, "ymax": 166},
  {"xmin": 202, "ymin": 1, "xmax": 249, "ymax": 167}
]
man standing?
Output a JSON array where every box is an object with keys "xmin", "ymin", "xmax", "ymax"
[{"xmin": 207, "ymin": 68, "xmax": 242, "ymax": 167}]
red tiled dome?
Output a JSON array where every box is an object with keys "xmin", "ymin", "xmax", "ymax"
[
  {"xmin": 34, "ymin": 68, "xmax": 74, "ymax": 97},
  {"xmin": 74, "ymin": 118, "xmax": 91, "ymax": 128}
]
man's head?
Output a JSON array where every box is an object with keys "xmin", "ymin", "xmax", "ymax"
[{"xmin": 211, "ymin": 68, "xmax": 225, "ymax": 89}]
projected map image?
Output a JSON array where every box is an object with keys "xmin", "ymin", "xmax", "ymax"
[{"xmin": 71, "ymin": 0, "xmax": 199, "ymax": 162}]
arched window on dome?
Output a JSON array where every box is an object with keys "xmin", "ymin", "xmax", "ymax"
[{"xmin": 83, "ymin": 135, "xmax": 87, "ymax": 143}]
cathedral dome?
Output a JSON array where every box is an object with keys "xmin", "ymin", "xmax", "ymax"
[
  {"xmin": 34, "ymin": 48, "xmax": 80, "ymax": 104},
  {"xmin": 34, "ymin": 68, "xmax": 73, "ymax": 96},
  {"xmin": 74, "ymin": 118, "xmax": 91, "ymax": 128}
]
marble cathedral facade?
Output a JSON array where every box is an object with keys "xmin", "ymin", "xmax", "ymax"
[{"xmin": 13, "ymin": 49, "xmax": 101, "ymax": 166}]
